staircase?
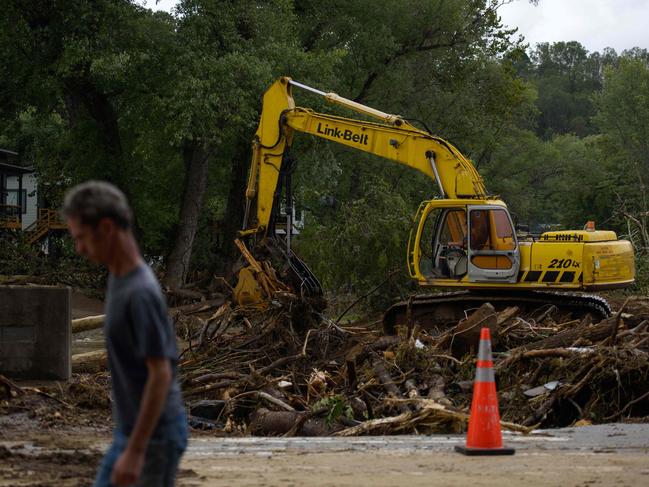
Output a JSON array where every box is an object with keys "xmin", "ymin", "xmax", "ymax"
[{"xmin": 24, "ymin": 209, "xmax": 66, "ymax": 245}]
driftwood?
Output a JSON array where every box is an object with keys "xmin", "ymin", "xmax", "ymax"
[
  {"xmin": 372, "ymin": 358, "xmax": 410, "ymax": 414},
  {"xmin": 496, "ymin": 306, "xmax": 520, "ymax": 326},
  {"xmin": 496, "ymin": 347, "xmax": 592, "ymax": 371},
  {"xmin": 519, "ymin": 316, "xmax": 621, "ymax": 351},
  {"xmin": 172, "ymin": 291, "xmax": 649, "ymax": 436},
  {"xmin": 71, "ymin": 315, "xmax": 104, "ymax": 333},
  {"xmin": 334, "ymin": 400, "xmax": 532, "ymax": 437},
  {"xmin": 0, "ymin": 374, "xmax": 25, "ymax": 397},
  {"xmin": 436, "ymin": 303, "xmax": 497, "ymax": 357},
  {"xmin": 170, "ymin": 296, "xmax": 225, "ymax": 315},
  {"xmin": 250, "ymin": 408, "xmax": 334, "ymax": 436},
  {"xmin": 72, "ymin": 350, "xmax": 108, "ymax": 373},
  {"xmin": 71, "ymin": 297, "xmax": 225, "ymax": 335}
]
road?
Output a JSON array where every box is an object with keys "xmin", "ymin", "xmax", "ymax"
[
  {"xmin": 1, "ymin": 417, "xmax": 648, "ymax": 485},
  {"xmin": 177, "ymin": 424, "xmax": 649, "ymax": 486}
]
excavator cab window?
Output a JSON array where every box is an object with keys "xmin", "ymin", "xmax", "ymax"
[
  {"xmin": 423, "ymin": 208, "xmax": 468, "ymax": 279},
  {"xmin": 467, "ymin": 206, "xmax": 519, "ymax": 280},
  {"xmin": 469, "ymin": 208, "xmax": 516, "ymax": 252}
]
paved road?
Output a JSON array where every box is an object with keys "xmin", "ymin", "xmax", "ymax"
[
  {"xmin": 186, "ymin": 423, "xmax": 649, "ymax": 456},
  {"xmin": 177, "ymin": 424, "xmax": 649, "ymax": 486}
]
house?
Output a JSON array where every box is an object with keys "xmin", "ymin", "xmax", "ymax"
[
  {"xmin": 0, "ymin": 149, "xmax": 65, "ymax": 244},
  {"xmin": 0, "ymin": 149, "xmax": 37, "ymax": 231}
]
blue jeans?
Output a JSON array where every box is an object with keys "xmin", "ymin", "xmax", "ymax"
[{"xmin": 94, "ymin": 413, "xmax": 188, "ymax": 487}]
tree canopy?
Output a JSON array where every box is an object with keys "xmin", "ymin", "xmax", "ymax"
[{"xmin": 1, "ymin": 0, "xmax": 648, "ymax": 297}]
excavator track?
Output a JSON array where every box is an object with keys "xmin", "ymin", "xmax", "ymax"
[{"xmin": 382, "ymin": 290, "xmax": 612, "ymax": 335}]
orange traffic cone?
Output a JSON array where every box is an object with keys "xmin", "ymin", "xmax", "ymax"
[{"xmin": 455, "ymin": 327, "xmax": 515, "ymax": 455}]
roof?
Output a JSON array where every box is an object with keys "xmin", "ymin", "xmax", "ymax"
[{"xmin": 0, "ymin": 161, "xmax": 35, "ymax": 174}]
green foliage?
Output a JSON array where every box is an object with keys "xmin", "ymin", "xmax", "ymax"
[
  {"xmin": 0, "ymin": 235, "xmax": 106, "ymax": 291},
  {"xmin": 295, "ymin": 175, "xmax": 414, "ymax": 305},
  {"xmin": 2, "ymin": 1, "xmax": 648, "ymax": 303},
  {"xmin": 592, "ymin": 56, "xmax": 649, "ymax": 253},
  {"xmin": 631, "ymin": 255, "xmax": 649, "ymax": 293},
  {"xmin": 311, "ymin": 394, "xmax": 354, "ymax": 425}
]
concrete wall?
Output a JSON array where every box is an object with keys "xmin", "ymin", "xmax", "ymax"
[{"xmin": 0, "ymin": 286, "xmax": 71, "ymax": 380}]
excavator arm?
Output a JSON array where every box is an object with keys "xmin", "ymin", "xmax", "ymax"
[
  {"xmin": 235, "ymin": 77, "xmax": 634, "ymax": 332},
  {"xmin": 241, "ymin": 77, "xmax": 488, "ymax": 238}
]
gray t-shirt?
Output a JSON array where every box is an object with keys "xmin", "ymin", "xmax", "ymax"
[{"xmin": 104, "ymin": 264, "xmax": 184, "ymax": 435}]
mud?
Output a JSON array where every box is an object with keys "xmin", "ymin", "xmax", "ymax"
[{"xmin": 1, "ymin": 424, "xmax": 648, "ymax": 486}]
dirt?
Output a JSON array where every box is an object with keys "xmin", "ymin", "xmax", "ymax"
[
  {"xmin": 2, "ymin": 427, "xmax": 649, "ymax": 486},
  {"xmin": 180, "ymin": 450, "xmax": 649, "ymax": 487},
  {"xmin": 70, "ymin": 292, "xmax": 105, "ymax": 320},
  {"xmin": 0, "ymin": 446, "xmax": 101, "ymax": 487}
]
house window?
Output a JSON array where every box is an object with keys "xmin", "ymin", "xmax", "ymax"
[{"xmin": 5, "ymin": 189, "xmax": 27, "ymax": 214}]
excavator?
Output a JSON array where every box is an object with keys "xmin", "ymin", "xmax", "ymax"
[{"xmin": 233, "ymin": 76, "xmax": 635, "ymax": 333}]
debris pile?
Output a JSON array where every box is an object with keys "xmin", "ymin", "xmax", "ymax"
[
  {"xmin": 2, "ymin": 295, "xmax": 648, "ymax": 436},
  {"xmin": 176, "ymin": 295, "xmax": 649, "ymax": 435},
  {"xmin": 0, "ymin": 373, "xmax": 110, "ymax": 430}
]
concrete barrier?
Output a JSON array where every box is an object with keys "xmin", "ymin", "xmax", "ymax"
[{"xmin": 0, "ymin": 285, "xmax": 71, "ymax": 380}]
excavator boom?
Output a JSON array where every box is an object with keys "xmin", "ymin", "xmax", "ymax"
[
  {"xmin": 234, "ymin": 77, "xmax": 635, "ymax": 329},
  {"xmin": 242, "ymin": 77, "xmax": 486, "ymax": 238}
]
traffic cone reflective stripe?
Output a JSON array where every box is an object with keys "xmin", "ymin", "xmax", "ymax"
[{"xmin": 455, "ymin": 327, "xmax": 515, "ymax": 456}]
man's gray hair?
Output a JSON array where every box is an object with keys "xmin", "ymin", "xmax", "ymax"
[{"xmin": 62, "ymin": 181, "xmax": 133, "ymax": 230}]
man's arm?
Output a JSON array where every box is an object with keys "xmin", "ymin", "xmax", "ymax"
[{"xmin": 111, "ymin": 357, "xmax": 172, "ymax": 486}]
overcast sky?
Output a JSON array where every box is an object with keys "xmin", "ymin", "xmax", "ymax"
[
  {"xmin": 147, "ymin": 0, "xmax": 649, "ymax": 54},
  {"xmin": 500, "ymin": 0, "xmax": 649, "ymax": 53}
]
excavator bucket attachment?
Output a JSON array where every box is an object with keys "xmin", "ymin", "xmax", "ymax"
[{"xmin": 233, "ymin": 266, "xmax": 266, "ymax": 306}]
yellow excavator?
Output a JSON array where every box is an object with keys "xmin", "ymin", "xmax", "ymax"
[{"xmin": 234, "ymin": 77, "xmax": 635, "ymax": 332}]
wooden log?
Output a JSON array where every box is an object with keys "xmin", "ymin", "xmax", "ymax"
[
  {"xmin": 71, "ymin": 349, "xmax": 108, "ymax": 373},
  {"xmin": 189, "ymin": 372, "xmax": 244, "ymax": 385},
  {"xmin": 346, "ymin": 336, "xmax": 400, "ymax": 365},
  {"xmin": 71, "ymin": 298, "xmax": 226, "ymax": 334},
  {"xmin": 250, "ymin": 408, "xmax": 332, "ymax": 436},
  {"xmin": 496, "ymin": 347, "xmax": 590, "ymax": 371},
  {"xmin": 0, "ymin": 275, "xmax": 50, "ymax": 285},
  {"xmin": 405, "ymin": 379, "xmax": 418, "ymax": 399},
  {"xmin": 496, "ymin": 306, "xmax": 519, "ymax": 327},
  {"xmin": 0, "ymin": 373, "xmax": 25, "ymax": 397},
  {"xmin": 71, "ymin": 315, "xmax": 104, "ymax": 333},
  {"xmin": 372, "ymin": 358, "xmax": 411, "ymax": 414},
  {"xmin": 170, "ymin": 296, "xmax": 225, "ymax": 315},
  {"xmin": 441, "ymin": 303, "xmax": 497, "ymax": 357},
  {"xmin": 520, "ymin": 316, "xmax": 621, "ymax": 351}
]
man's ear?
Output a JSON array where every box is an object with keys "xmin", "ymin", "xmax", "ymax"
[{"xmin": 96, "ymin": 217, "xmax": 115, "ymax": 239}]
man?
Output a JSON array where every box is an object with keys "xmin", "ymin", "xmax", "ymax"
[{"xmin": 63, "ymin": 181, "xmax": 187, "ymax": 486}]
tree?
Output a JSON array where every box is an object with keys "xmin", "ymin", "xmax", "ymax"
[
  {"xmin": 286, "ymin": 0, "xmax": 532, "ymax": 296},
  {"xmin": 594, "ymin": 56, "xmax": 649, "ymax": 252},
  {"xmin": 531, "ymin": 42, "xmax": 605, "ymax": 138},
  {"xmin": 0, "ymin": 0, "xmax": 183, "ymax": 250}
]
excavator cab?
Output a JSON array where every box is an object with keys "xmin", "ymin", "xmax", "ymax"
[{"xmin": 409, "ymin": 200, "xmax": 520, "ymax": 285}]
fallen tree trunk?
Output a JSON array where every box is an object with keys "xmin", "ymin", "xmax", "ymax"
[
  {"xmin": 250, "ymin": 408, "xmax": 336, "ymax": 436},
  {"xmin": 71, "ymin": 315, "xmax": 104, "ymax": 333},
  {"xmin": 519, "ymin": 316, "xmax": 621, "ymax": 351},
  {"xmin": 372, "ymin": 358, "xmax": 411, "ymax": 414},
  {"xmin": 436, "ymin": 303, "xmax": 498, "ymax": 357},
  {"xmin": 496, "ymin": 348, "xmax": 592, "ymax": 371},
  {"xmin": 72, "ymin": 350, "xmax": 108, "ymax": 373}
]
